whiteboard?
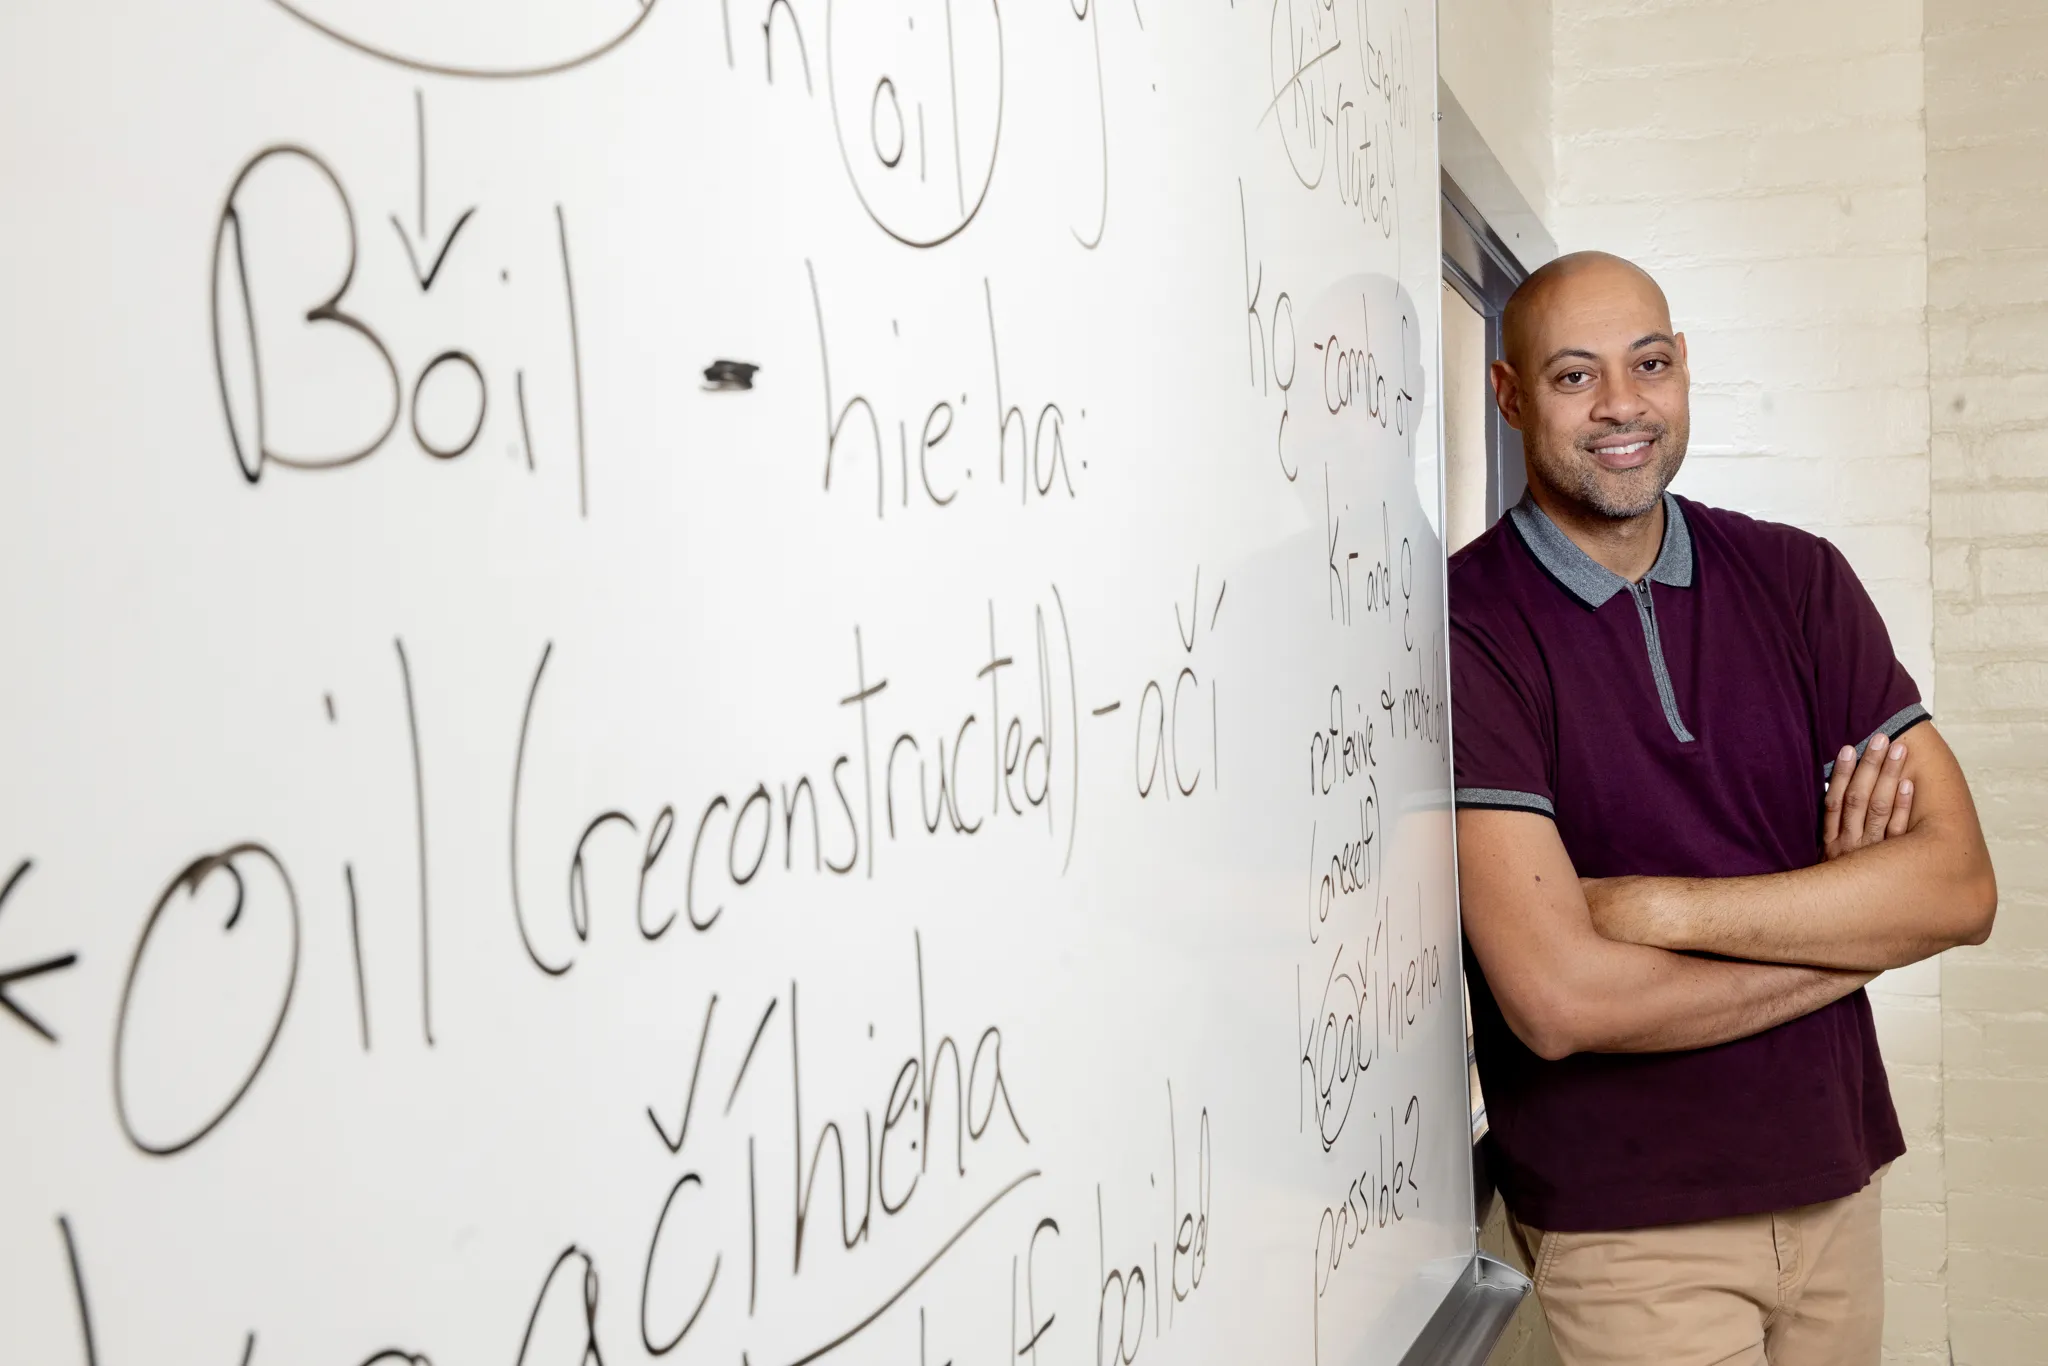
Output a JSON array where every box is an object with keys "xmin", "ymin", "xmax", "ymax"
[{"xmin": 0, "ymin": 3, "xmax": 1469, "ymax": 1363}]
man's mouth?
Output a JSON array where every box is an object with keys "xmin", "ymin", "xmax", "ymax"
[{"xmin": 1586, "ymin": 433, "xmax": 1658, "ymax": 470}]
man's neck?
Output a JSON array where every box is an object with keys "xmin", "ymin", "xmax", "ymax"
[{"xmin": 1527, "ymin": 480, "xmax": 1666, "ymax": 583}]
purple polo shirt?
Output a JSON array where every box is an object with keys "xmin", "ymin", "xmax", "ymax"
[{"xmin": 1450, "ymin": 492, "xmax": 1919, "ymax": 1232}]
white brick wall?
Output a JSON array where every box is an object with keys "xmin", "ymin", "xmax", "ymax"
[
  {"xmin": 1549, "ymin": 2, "xmax": 1944, "ymax": 1361},
  {"xmin": 1928, "ymin": 2, "xmax": 2048, "ymax": 1362},
  {"xmin": 1552, "ymin": 0, "xmax": 1934, "ymax": 688},
  {"xmin": 1446, "ymin": 4, "xmax": 2046, "ymax": 1362}
]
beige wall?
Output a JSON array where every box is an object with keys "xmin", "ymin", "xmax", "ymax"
[
  {"xmin": 1927, "ymin": 3, "xmax": 2048, "ymax": 1362},
  {"xmin": 1440, "ymin": 0, "xmax": 1555, "ymax": 223}
]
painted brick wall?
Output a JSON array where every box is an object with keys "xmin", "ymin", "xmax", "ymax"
[
  {"xmin": 1547, "ymin": 2, "xmax": 1945, "ymax": 1362},
  {"xmin": 1438, "ymin": 4, "xmax": 2048, "ymax": 1362},
  {"xmin": 1926, "ymin": 3, "xmax": 2048, "ymax": 1363}
]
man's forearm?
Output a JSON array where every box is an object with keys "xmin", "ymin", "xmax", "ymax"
[
  {"xmin": 1588, "ymin": 724, "xmax": 1997, "ymax": 970},
  {"xmin": 1548, "ymin": 937, "xmax": 1873, "ymax": 1056},
  {"xmin": 1457, "ymin": 806, "xmax": 1879, "ymax": 1060},
  {"xmin": 1589, "ymin": 826, "xmax": 1995, "ymax": 972}
]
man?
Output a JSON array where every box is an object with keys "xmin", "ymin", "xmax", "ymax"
[{"xmin": 1450, "ymin": 251, "xmax": 1997, "ymax": 1366}]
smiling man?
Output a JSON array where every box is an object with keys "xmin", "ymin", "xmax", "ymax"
[{"xmin": 1449, "ymin": 252, "xmax": 1997, "ymax": 1366}]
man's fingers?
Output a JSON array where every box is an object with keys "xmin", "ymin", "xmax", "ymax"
[
  {"xmin": 1823, "ymin": 744, "xmax": 1855, "ymax": 846},
  {"xmin": 1840, "ymin": 732, "xmax": 1889, "ymax": 833},
  {"xmin": 1822, "ymin": 732, "xmax": 1906, "ymax": 856},
  {"xmin": 1887, "ymin": 778, "xmax": 1915, "ymax": 838},
  {"xmin": 1864, "ymin": 741, "xmax": 1909, "ymax": 838}
]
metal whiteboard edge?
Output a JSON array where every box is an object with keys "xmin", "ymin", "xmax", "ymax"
[
  {"xmin": 1397, "ymin": 1252, "xmax": 1534, "ymax": 1366},
  {"xmin": 1435, "ymin": 80, "xmax": 1557, "ymax": 274}
]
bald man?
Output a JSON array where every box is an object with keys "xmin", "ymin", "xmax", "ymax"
[{"xmin": 1449, "ymin": 252, "xmax": 1997, "ymax": 1366}]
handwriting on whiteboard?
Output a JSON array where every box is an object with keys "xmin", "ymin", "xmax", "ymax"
[{"xmin": 5, "ymin": 0, "xmax": 1459, "ymax": 1361}]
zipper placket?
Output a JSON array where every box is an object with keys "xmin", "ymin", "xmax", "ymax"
[{"xmin": 1630, "ymin": 579, "xmax": 1696, "ymax": 744}]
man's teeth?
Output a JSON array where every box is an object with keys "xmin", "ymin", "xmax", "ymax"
[{"xmin": 1599, "ymin": 440, "xmax": 1650, "ymax": 456}]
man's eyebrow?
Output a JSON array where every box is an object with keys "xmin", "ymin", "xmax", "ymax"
[{"xmin": 1537, "ymin": 334, "xmax": 1678, "ymax": 370}]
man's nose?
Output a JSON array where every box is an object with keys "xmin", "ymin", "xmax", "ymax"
[{"xmin": 1589, "ymin": 369, "xmax": 1648, "ymax": 424}]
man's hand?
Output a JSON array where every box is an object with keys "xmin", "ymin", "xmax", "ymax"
[
  {"xmin": 1824, "ymin": 732, "xmax": 1914, "ymax": 859},
  {"xmin": 1579, "ymin": 721, "xmax": 1993, "ymax": 971},
  {"xmin": 1586, "ymin": 733, "xmax": 1916, "ymax": 946}
]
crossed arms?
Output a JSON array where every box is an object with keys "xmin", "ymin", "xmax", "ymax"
[{"xmin": 1459, "ymin": 723, "xmax": 1997, "ymax": 1062}]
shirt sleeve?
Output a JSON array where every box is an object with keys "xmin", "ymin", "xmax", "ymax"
[
  {"xmin": 1803, "ymin": 536, "xmax": 1929, "ymax": 782},
  {"xmin": 1450, "ymin": 613, "xmax": 1557, "ymax": 817}
]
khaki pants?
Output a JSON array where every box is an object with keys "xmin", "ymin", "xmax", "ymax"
[{"xmin": 1507, "ymin": 1173, "xmax": 1886, "ymax": 1366}]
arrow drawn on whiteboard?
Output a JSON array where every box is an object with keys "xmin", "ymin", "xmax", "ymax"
[
  {"xmin": 0, "ymin": 861, "xmax": 77, "ymax": 1045},
  {"xmin": 389, "ymin": 89, "xmax": 476, "ymax": 292}
]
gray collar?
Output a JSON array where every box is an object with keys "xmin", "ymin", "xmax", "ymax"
[{"xmin": 1508, "ymin": 491, "xmax": 1695, "ymax": 609}]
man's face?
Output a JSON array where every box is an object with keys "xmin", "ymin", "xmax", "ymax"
[{"xmin": 1493, "ymin": 264, "xmax": 1691, "ymax": 520}]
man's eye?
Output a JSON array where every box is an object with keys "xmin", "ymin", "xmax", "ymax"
[
  {"xmin": 1559, "ymin": 370, "xmax": 1591, "ymax": 386},
  {"xmin": 1640, "ymin": 358, "xmax": 1668, "ymax": 374}
]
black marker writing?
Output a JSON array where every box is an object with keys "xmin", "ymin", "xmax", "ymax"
[
  {"xmin": 114, "ymin": 844, "xmax": 300, "ymax": 1157},
  {"xmin": 265, "ymin": 0, "xmax": 661, "ymax": 80},
  {"xmin": 0, "ymin": 860, "xmax": 77, "ymax": 1044},
  {"xmin": 808, "ymin": 263, "xmax": 1085, "ymax": 518},
  {"xmin": 1239, "ymin": 182, "xmax": 1298, "ymax": 482},
  {"xmin": 1311, "ymin": 1095, "xmax": 1426, "ymax": 1365},
  {"xmin": 390, "ymin": 89, "xmax": 476, "ymax": 291},
  {"xmin": 649, "ymin": 993, "xmax": 718, "ymax": 1155},
  {"xmin": 825, "ymin": 0, "xmax": 1005, "ymax": 248},
  {"xmin": 212, "ymin": 146, "xmax": 400, "ymax": 483},
  {"xmin": 394, "ymin": 638, "xmax": 433, "ymax": 1046},
  {"xmin": 516, "ymin": 1246, "xmax": 605, "ymax": 1366}
]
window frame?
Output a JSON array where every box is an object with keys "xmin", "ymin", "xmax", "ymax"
[{"xmin": 1440, "ymin": 170, "xmax": 1532, "ymax": 527}]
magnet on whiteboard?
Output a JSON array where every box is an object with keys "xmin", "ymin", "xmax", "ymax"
[{"xmin": 703, "ymin": 360, "xmax": 760, "ymax": 391}]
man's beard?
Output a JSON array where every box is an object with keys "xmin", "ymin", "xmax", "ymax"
[{"xmin": 1544, "ymin": 423, "xmax": 1686, "ymax": 520}]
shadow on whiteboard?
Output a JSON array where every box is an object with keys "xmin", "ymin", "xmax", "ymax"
[{"xmin": 266, "ymin": 0, "xmax": 659, "ymax": 79}]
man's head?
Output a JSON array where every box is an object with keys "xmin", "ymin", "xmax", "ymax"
[{"xmin": 1492, "ymin": 251, "xmax": 1690, "ymax": 521}]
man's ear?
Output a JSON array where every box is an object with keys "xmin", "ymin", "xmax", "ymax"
[
  {"xmin": 1490, "ymin": 359, "xmax": 1526, "ymax": 431},
  {"xmin": 1676, "ymin": 332, "xmax": 1689, "ymax": 366}
]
